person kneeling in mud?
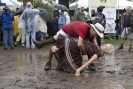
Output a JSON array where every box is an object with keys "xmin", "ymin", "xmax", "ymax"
[
  {"xmin": 33, "ymin": 21, "xmax": 105, "ymax": 71},
  {"xmin": 50, "ymin": 34, "xmax": 114, "ymax": 75}
]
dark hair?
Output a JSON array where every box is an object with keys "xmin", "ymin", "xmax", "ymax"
[
  {"xmin": 99, "ymin": 5, "xmax": 105, "ymax": 9},
  {"xmin": 97, "ymin": 7, "xmax": 103, "ymax": 12},
  {"xmin": 4, "ymin": 9, "xmax": 8, "ymax": 11}
]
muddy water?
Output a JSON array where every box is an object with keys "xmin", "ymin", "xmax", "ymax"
[{"xmin": 0, "ymin": 45, "xmax": 133, "ymax": 89}]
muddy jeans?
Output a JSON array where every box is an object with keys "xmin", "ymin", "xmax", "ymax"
[
  {"xmin": 2, "ymin": 29, "xmax": 14, "ymax": 48},
  {"xmin": 26, "ymin": 31, "xmax": 36, "ymax": 49}
]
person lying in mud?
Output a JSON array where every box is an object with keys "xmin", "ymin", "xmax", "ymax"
[
  {"xmin": 48, "ymin": 34, "xmax": 114, "ymax": 76},
  {"xmin": 33, "ymin": 21, "xmax": 105, "ymax": 71}
]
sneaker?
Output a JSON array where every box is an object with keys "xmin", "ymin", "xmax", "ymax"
[
  {"xmin": 15, "ymin": 42, "xmax": 18, "ymax": 47},
  {"xmin": 117, "ymin": 45, "xmax": 123, "ymax": 50},
  {"xmin": 11, "ymin": 47, "xmax": 14, "ymax": 49},
  {"xmin": 44, "ymin": 61, "xmax": 51, "ymax": 70},
  {"xmin": 88, "ymin": 63, "xmax": 96, "ymax": 71},
  {"xmin": 22, "ymin": 44, "xmax": 25, "ymax": 47}
]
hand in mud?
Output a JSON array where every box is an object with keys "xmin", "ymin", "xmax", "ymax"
[{"xmin": 75, "ymin": 69, "xmax": 80, "ymax": 76}]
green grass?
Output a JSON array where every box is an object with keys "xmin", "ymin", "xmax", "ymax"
[{"xmin": 102, "ymin": 38, "xmax": 130, "ymax": 45}]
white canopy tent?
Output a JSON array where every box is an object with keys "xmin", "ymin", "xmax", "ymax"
[
  {"xmin": 0, "ymin": 0, "xmax": 20, "ymax": 11},
  {"xmin": 69, "ymin": 0, "xmax": 133, "ymax": 10},
  {"xmin": 69, "ymin": 0, "xmax": 88, "ymax": 10},
  {"xmin": 1, "ymin": 0, "xmax": 13, "ymax": 6}
]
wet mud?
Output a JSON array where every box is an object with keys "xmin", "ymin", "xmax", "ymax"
[{"xmin": 0, "ymin": 45, "xmax": 133, "ymax": 89}]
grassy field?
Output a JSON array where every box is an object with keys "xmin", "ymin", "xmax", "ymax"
[{"xmin": 102, "ymin": 38, "xmax": 130, "ymax": 45}]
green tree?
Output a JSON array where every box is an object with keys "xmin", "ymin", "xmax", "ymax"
[
  {"xmin": 34, "ymin": 0, "xmax": 54, "ymax": 18},
  {"xmin": 69, "ymin": 0, "xmax": 76, "ymax": 4},
  {"xmin": 17, "ymin": 0, "xmax": 23, "ymax": 2}
]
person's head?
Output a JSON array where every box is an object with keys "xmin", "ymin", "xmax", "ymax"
[
  {"xmin": 97, "ymin": 6, "xmax": 103, "ymax": 13},
  {"xmin": 26, "ymin": 2, "xmax": 32, "ymax": 9},
  {"xmin": 60, "ymin": 10, "xmax": 64, "ymax": 15},
  {"xmin": 99, "ymin": 5, "xmax": 105, "ymax": 10},
  {"xmin": 117, "ymin": 14, "xmax": 122, "ymax": 19},
  {"xmin": 100, "ymin": 44, "xmax": 114, "ymax": 56},
  {"xmin": 89, "ymin": 23, "xmax": 104, "ymax": 38},
  {"xmin": 3, "ymin": 6, "xmax": 10, "ymax": 12},
  {"xmin": 79, "ymin": 7, "xmax": 85, "ymax": 14},
  {"xmin": 91, "ymin": 9, "xmax": 95, "ymax": 15},
  {"xmin": 126, "ymin": 6, "xmax": 131, "ymax": 14}
]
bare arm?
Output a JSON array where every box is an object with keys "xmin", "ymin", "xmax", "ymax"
[
  {"xmin": 78, "ymin": 36, "xmax": 86, "ymax": 55},
  {"xmin": 75, "ymin": 54, "xmax": 98, "ymax": 76}
]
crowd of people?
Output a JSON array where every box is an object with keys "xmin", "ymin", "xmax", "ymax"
[
  {"xmin": 0, "ymin": 2, "xmax": 116, "ymax": 76},
  {"xmin": 0, "ymin": 2, "xmax": 71, "ymax": 50}
]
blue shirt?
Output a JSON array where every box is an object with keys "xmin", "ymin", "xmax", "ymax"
[
  {"xmin": 58, "ymin": 15, "xmax": 66, "ymax": 25},
  {"xmin": 1, "ymin": 11, "xmax": 14, "ymax": 30}
]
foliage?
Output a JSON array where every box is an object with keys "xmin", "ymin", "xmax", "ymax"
[
  {"xmin": 69, "ymin": 0, "xmax": 76, "ymax": 4},
  {"xmin": 34, "ymin": 0, "xmax": 54, "ymax": 18},
  {"xmin": 17, "ymin": 0, "xmax": 23, "ymax": 2}
]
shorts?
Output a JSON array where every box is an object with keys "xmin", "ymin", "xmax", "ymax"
[
  {"xmin": 36, "ymin": 31, "xmax": 48, "ymax": 38},
  {"xmin": 121, "ymin": 30, "xmax": 133, "ymax": 39},
  {"xmin": 57, "ymin": 29, "xmax": 79, "ymax": 42}
]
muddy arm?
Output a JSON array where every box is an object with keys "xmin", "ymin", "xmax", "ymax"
[{"xmin": 75, "ymin": 54, "xmax": 98, "ymax": 76}]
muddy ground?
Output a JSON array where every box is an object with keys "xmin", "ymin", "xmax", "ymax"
[{"xmin": 0, "ymin": 45, "xmax": 133, "ymax": 89}]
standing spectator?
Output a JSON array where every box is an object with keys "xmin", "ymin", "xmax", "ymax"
[
  {"xmin": 35, "ymin": 14, "xmax": 48, "ymax": 42},
  {"xmin": 22, "ymin": 2, "xmax": 39, "ymax": 49},
  {"xmin": 15, "ymin": 12, "xmax": 25, "ymax": 47},
  {"xmin": 88, "ymin": 9, "xmax": 97, "ymax": 24},
  {"xmin": 1, "ymin": 6, "xmax": 14, "ymax": 50},
  {"xmin": 95, "ymin": 6, "xmax": 105, "ymax": 47},
  {"xmin": 118, "ymin": 6, "xmax": 133, "ymax": 51},
  {"xmin": 58, "ymin": 10, "xmax": 66, "ymax": 30},
  {"xmin": 0, "ymin": 13, "xmax": 2, "ymax": 44},
  {"xmin": 115, "ymin": 14, "xmax": 122, "ymax": 40},
  {"xmin": 64, "ymin": 11, "xmax": 70, "ymax": 24},
  {"xmin": 71, "ymin": 7, "xmax": 86, "ymax": 22},
  {"xmin": 52, "ymin": 12, "xmax": 59, "ymax": 35}
]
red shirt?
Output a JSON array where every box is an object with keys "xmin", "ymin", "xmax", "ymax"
[{"xmin": 62, "ymin": 21, "xmax": 90, "ymax": 40}]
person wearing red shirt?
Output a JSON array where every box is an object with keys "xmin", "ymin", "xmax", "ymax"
[{"xmin": 33, "ymin": 21, "xmax": 104, "ymax": 71}]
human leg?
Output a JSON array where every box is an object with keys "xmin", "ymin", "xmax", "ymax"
[
  {"xmin": 87, "ymin": 55, "xmax": 96, "ymax": 71},
  {"xmin": 118, "ymin": 31, "xmax": 126, "ymax": 50},
  {"xmin": 128, "ymin": 33, "xmax": 133, "ymax": 51},
  {"xmin": 33, "ymin": 35, "xmax": 58, "ymax": 49},
  {"xmin": 96, "ymin": 35, "xmax": 101, "ymax": 47},
  {"xmin": 44, "ymin": 45, "xmax": 54, "ymax": 70},
  {"xmin": 21, "ymin": 28, "xmax": 26, "ymax": 46},
  {"xmin": 26, "ymin": 32, "xmax": 30, "ymax": 49},
  {"xmin": 31, "ymin": 31, "xmax": 36, "ymax": 49},
  {"xmin": 15, "ymin": 28, "xmax": 22, "ymax": 46},
  {"xmin": 2, "ymin": 29, "xmax": 8, "ymax": 49},
  {"xmin": 33, "ymin": 29, "xmax": 70, "ymax": 49},
  {"xmin": 8, "ymin": 29, "xmax": 14, "ymax": 48},
  {"xmin": 51, "ymin": 46, "xmax": 62, "ymax": 70}
]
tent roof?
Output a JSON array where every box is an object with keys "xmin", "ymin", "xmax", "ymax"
[
  {"xmin": 69, "ymin": 0, "xmax": 133, "ymax": 10},
  {"xmin": 1, "ymin": 0, "xmax": 13, "ymax": 6}
]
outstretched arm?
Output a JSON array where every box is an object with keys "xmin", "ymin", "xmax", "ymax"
[{"xmin": 75, "ymin": 54, "xmax": 98, "ymax": 76}]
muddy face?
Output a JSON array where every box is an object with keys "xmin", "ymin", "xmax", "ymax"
[{"xmin": 0, "ymin": 45, "xmax": 133, "ymax": 89}]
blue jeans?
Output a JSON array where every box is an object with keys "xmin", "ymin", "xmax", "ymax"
[
  {"xmin": 58, "ymin": 24, "xmax": 63, "ymax": 31},
  {"xmin": 26, "ymin": 31, "xmax": 36, "ymax": 48},
  {"xmin": 2, "ymin": 29, "xmax": 14, "ymax": 48},
  {"xmin": 116, "ymin": 26, "xmax": 122, "ymax": 35}
]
